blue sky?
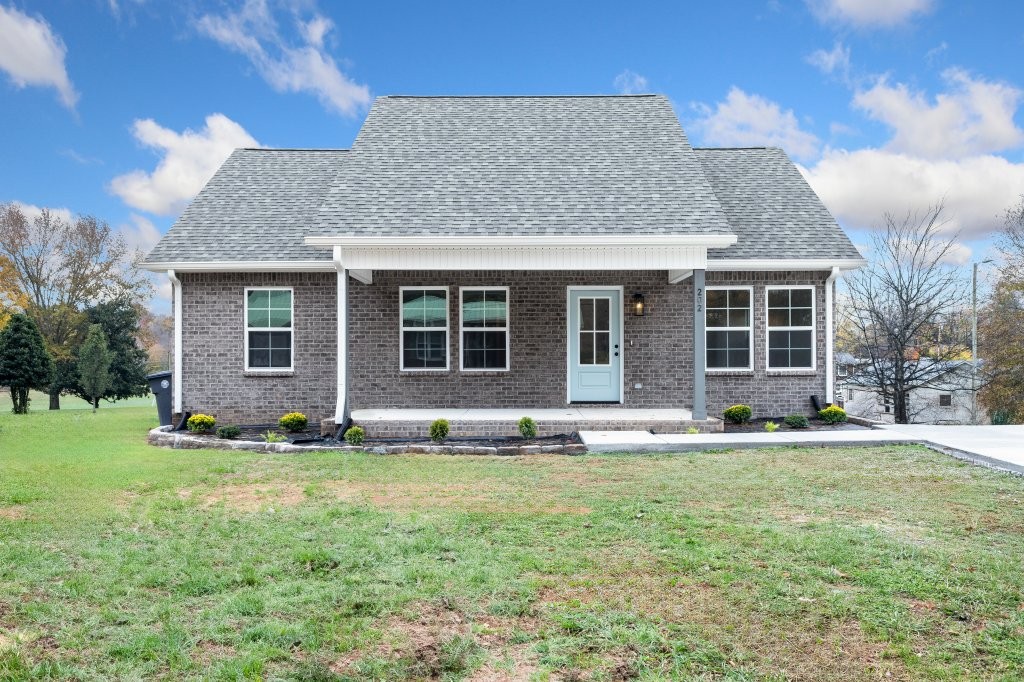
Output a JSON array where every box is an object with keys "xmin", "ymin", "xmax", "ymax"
[{"xmin": 1, "ymin": 0, "xmax": 1022, "ymax": 311}]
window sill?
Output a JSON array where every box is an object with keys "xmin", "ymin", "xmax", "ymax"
[
  {"xmin": 243, "ymin": 370, "xmax": 295, "ymax": 378},
  {"xmin": 460, "ymin": 369, "xmax": 510, "ymax": 376},
  {"xmin": 766, "ymin": 369, "xmax": 817, "ymax": 376},
  {"xmin": 706, "ymin": 369, "xmax": 754, "ymax": 377},
  {"xmin": 400, "ymin": 369, "xmax": 451, "ymax": 375}
]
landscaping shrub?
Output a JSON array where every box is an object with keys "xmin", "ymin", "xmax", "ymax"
[
  {"xmin": 261, "ymin": 430, "xmax": 287, "ymax": 443},
  {"xmin": 686, "ymin": 426, "xmax": 700, "ymax": 435},
  {"xmin": 518, "ymin": 416, "xmax": 537, "ymax": 439},
  {"xmin": 784, "ymin": 414, "xmax": 809, "ymax": 429},
  {"xmin": 278, "ymin": 412, "xmax": 308, "ymax": 432},
  {"xmin": 765, "ymin": 420, "xmax": 779, "ymax": 433},
  {"xmin": 429, "ymin": 418, "xmax": 450, "ymax": 443},
  {"xmin": 818, "ymin": 405, "xmax": 848, "ymax": 425},
  {"xmin": 723, "ymin": 404, "xmax": 752, "ymax": 424},
  {"xmin": 186, "ymin": 414, "xmax": 215, "ymax": 433},
  {"xmin": 344, "ymin": 426, "xmax": 365, "ymax": 446},
  {"xmin": 216, "ymin": 425, "xmax": 241, "ymax": 440}
]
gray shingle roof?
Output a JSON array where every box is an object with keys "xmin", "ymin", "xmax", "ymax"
[
  {"xmin": 694, "ymin": 147, "xmax": 864, "ymax": 262},
  {"xmin": 143, "ymin": 148, "xmax": 344, "ymax": 264},
  {"xmin": 313, "ymin": 95, "xmax": 733, "ymax": 237}
]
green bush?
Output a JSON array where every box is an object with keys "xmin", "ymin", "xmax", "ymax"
[
  {"xmin": 344, "ymin": 426, "xmax": 365, "ymax": 446},
  {"xmin": 186, "ymin": 413, "xmax": 215, "ymax": 433},
  {"xmin": 764, "ymin": 420, "xmax": 779, "ymax": 433},
  {"xmin": 429, "ymin": 418, "xmax": 450, "ymax": 443},
  {"xmin": 261, "ymin": 430, "xmax": 287, "ymax": 443},
  {"xmin": 723, "ymin": 404, "xmax": 752, "ymax": 424},
  {"xmin": 216, "ymin": 425, "xmax": 241, "ymax": 440},
  {"xmin": 518, "ymin": 416, "xmax": 537, "ymax": 439},
  {"xmin": 278, "ymin": 412, "xmax": 308, "ymax": 432},
  {"xmin": 818, "ymin": 405, "xmax": 847, "ymax": 424},
  {"xmin": 686, "ymin": 426, "xmax": 700, "ymax": 435},
  {"xmin": 784, "ymin": 414, "xmax": 810, "ymax": 429}
]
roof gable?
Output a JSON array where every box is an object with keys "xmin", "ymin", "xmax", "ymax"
[{"xmin": 313, "ymin": 95, "xmax": 733, "ymax": 238}]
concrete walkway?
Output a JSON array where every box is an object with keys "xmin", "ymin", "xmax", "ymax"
[
  {"xmin": 580, "ymin": 424, "xmax": 1024, "ymax": 476},
  {"xmin": 579, "ymin": 428, "xmax": 923, "ymax": 453},
  {"xmin": 876, "ymin": 424, "xmax": 1024, "ymax": 474}
]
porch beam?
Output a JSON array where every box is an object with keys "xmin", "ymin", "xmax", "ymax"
[
  {"xmin": 668, "ymin": 269, "xmax": 693, "ymax": 284},
  {"xmin": 693, "ymin": 269, "xmax": 707, "ymax": 420},
  {"xmin": 349, "ymin": 269, "xmax": 373, "ymax": 284}
]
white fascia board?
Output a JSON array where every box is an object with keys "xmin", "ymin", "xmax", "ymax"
[
  {"xmin": 139, "ymin": 260, "xmax": 335, "ymax": 273},
  {"xmin": 305, "ymin": 233, "xmax": 738, "ymax": 248},
  {"xmin": 706, "ymin": 258, "xmax": 866, "ymax": 272}
]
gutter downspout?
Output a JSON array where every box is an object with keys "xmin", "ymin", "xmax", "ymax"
[
  {"xmin": 825, "ymin": 266, "xmax": 840, "ymax": 406},
  {"xmin": 333, "ymin": 246, "xmax": 349, "ymax": 426},
  {"xmin": 168, "ymin": 270, "xmax": 183, "ymax": 415}
]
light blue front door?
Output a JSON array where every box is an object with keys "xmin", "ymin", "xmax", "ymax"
[{"xmin": 568, "ymin": 289, "xmax": 621, "ymax": 403}]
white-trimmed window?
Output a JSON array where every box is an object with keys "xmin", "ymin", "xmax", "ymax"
[
  {"xmin": 245, "ymin": 287, "xmax": 293, "ymax": 370},
  {"xmin": 460, "ymin": 287, "xmax": 509, "ymax": 371},
  {"xmin": 766, "ymin": 286, "xmax": 815, "ymax": 370},
  {"xmin": 706, "ymin": 287, "xmax": 752, "ymax": 370},
  {"xmin": 400, "ymin": 287, "xmax": 449, "ymax": 370}
]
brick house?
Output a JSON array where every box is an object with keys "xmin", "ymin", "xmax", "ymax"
[{"xmin": 142, "ymin": 95, "xmax": 864, "ymax": 436}]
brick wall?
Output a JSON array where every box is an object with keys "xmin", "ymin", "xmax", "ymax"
[
  {"xmin": 179, "ymin": 272, "xmax": 336, "ymax": 425},
  {"xmin": 179, "ymin": 269, "xmax": 831, "ymax": 422},
  {"xmin": 704, "ymin": 271, "xmax": 830, "ymax": 417}
]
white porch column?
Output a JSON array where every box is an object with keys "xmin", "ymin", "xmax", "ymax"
[
  {"xmin": 168, "ymin": 270, "xmax": 182, "ymax": 415},
  {"xmin": 335, "ymin": 256, "xmax": 348, "ymax": 423},
  {"xmin": 693, "ymin": 268, "xmax": 707, "ymax": 420}
]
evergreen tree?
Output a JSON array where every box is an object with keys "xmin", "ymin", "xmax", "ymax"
[
  {"xmin": 0, "ymin": 313, "xmax": 53, "ymax": 414},
  {"xmin": 77, "ymin": 324, "xmax": 113, "ymax": 413},
  {"xmin": 66, "ymin": 299, "xmax": 149, "ymax": 405}
]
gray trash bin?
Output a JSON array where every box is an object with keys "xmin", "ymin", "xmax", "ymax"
[{"xmin": 146, "ymin": 371, "xmax": 173, "ymax": 426}]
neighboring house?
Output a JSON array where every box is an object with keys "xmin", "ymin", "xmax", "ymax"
[
  {"xmin": 840, "ymin": 360, "xmax": 983, "ymax": 424},
  {"xmin": 142, "ymin": 95, "xmax": 865, "ymax": 434}
]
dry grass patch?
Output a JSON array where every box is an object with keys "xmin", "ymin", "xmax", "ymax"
[
  {"xmin": 319, "ymin": 479, "xmax": 591, "ymax": 515},
  {"xmin": 185, "ymin": 482, "xmax": 307, "ymax": 512},
  {"xmin": 0, "ymin": 506, "xmax": 25, "ymax": 520}
]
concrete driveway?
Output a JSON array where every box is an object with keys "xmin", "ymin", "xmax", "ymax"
[{"xmin": 877, "ymin": 424, "xmax": 1024, "ymax": 473}]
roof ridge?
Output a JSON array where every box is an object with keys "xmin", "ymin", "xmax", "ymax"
[
  {"xmin": 693, "ymin": 146, "xmax": 779, "ymax": 151},
  {"xmin": 238, "ymin": 147, "xmax": 349, "ymax": 152},
  {"xmin": 379, "ymin": 94, "xmax": 660, "ymax": 99}
]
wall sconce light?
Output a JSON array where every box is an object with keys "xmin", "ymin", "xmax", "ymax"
[{"xmin": 632, "ymin": 292, "xmax": 646, "ymax": 317}]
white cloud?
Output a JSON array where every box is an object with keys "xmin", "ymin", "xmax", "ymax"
[
  {"xmin": 613, "ymin": 69, "xmax": 648, "ymax": 95},
  {"xmin": 12, "ymin": 201, "xmax": 73, "ymax": 225},
  {"xmin": 0, "ymin": 5, "xmax": 77, "ymax": 108},
  {"xmin": 941, "ymin": 242, "xmax": 973, "ymax": 266},
  {"xmin": 807, "ymin": 0, "xmax": 932, "ymax": 27},
  {"xmin": 690, "ymin": 87, "xmax": 820, "ymax": 160},
  {"xmin": 109, "ymin": 114, "xmax": 260, "ymax": 215},
  {"xmin": 854, "ymin": 68, "xmax": 1024, "ymax": 159},
  {"xmin": 800, "ymin": 149, "xmax": 1024, "ymax": 238},
  {"xmin": 807, "ymin": 42, "xmax": 851, "ymax": 82},
  {"xmin": 196, "ymin": 0, "xmax": 370, "ymax": 117},
  {"xmin": 118, "ymin": 214, "xmax": 162, "ymax": 254}
]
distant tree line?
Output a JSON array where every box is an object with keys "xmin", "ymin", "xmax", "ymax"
[{"xmin": 0, "ymin": 203, "xmax": 152, "ymax": 413}]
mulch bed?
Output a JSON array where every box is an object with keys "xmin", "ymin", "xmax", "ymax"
[
  {"xmin": 723, "ymin": 418, "xmax": 868, "ymax": 433},
  {"xmin": 181, "ymin": 425, "xmax": 581, "ymax": 449}
]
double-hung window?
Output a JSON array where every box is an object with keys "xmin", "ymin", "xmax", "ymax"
[
  {"xmin": 705, "ymin": 287, "xmax": 752, "ymax": 370},
  {"xmin": 245, "ymin": 288, "xmax": 293, "ymax": 370},
  {"xmin": 766, "ymin": 286, "xmax": 815, "ymax": 369},
  {"xmin": 460, "ymin": 287, "xmax": 509, "ymax": 371},
  {"xmin": 400, "ymin": 287, "xmax": 449, "ymax": 370}
]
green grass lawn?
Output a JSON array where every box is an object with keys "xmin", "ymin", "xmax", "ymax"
[
  {"xmin": 0, "ymin": 390, "xmax": 154, "ymax": 412},
  {"xmin": 2, "ymin": 409, "xmax": 1024, "ymax": 680}
]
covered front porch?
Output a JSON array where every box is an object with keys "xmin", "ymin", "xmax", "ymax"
[{"xmin": 345, "ymin": 407, "xmax": 722, "ymax": 438}]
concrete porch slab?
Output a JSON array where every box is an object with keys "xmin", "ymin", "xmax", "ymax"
[
  {"xmin": 349, "ymin": 407, "xmax": 720, "ymax": 438},
  {"xmin": 579, "ymin": 429, "xmax": 924, "ymax": 453}
]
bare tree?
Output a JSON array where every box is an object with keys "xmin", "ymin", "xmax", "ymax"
[
  {"xmin": 842, "ymin": 204, "xmax": 970, "ymax": 424},
  {"xmin": 0, "ymin": 203, "xmax": 151, "ymax": 409}
]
